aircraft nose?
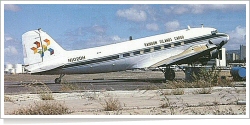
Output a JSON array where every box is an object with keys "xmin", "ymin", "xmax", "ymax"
[
  {"xmin": 224, "ymin": 34, "xmax": 229, "ymax": 44},
  {"xmin": 210, "ymin": 34, "xmax": 229, "ymax": 47},
  {"xmin": 218, "ymin": 34, "xmax": 229, "ymax": 49}
]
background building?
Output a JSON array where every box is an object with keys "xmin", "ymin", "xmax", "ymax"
[
  {"xmin": 227, "ymin": 52, "xmax": 240, "ymax": 61},
  {"xmin": 4, "ymin": 63, "xmax": 24, "ymax": 74},
  {"xmin": 226, "ymin": 45, "xmax": 246, "ymax": 62},
  {"xmin": 240, "ymin": 45, "xmax": 246, "ymax": 60},
  {"xmin": 226, "ymin": 45, "xmax": 246, "ymax": 67}
]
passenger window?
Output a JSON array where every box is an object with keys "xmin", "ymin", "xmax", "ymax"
[
  {"xmin": 133, "ymin": 51, "xmax": 140, "ymax": 55},
  {"xmin": 174, "ymin": 42, "xmax": 181, "ymax": 46},
  {"xmin": 154, "ymin": 46, "xmax": 161, "ymax": 51},
  {"xmin": 144, "ymin": 48, "xmax": 150, "ymax": 53},
  {"xmin": 123, "ymin": 53, "xmax": 130, "ymax": 57},
  {"xmin": 164, "ymin": 44, "xmax": 171, "ymax": 48}
]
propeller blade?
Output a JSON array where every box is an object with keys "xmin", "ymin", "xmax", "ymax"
[
  {"xmin": 217, "ymin": 41, "xmax": 225, "ymax": 49},
  {"xmin": 208, "ymin": 40, "xmax": 213, "ymax": 44}
]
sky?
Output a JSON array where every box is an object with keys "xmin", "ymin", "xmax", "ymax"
[{"xmin": 2, "ymin": 1, "xmax": 248, "ymax": 64}]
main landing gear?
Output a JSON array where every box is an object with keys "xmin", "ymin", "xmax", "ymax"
[
  {"xmin": 164, "ymin": 67, "xmax": 175, "ymax": 81},
  {"xmin": 55, "ymin": 74, "xmax": 65, "ymax": 84},
  {"xmin": 159, "ymin": 66, "xmax": 175, "ymax": 81}
]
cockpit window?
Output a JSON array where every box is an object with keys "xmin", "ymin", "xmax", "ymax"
[{"xmin": 211, "ymin": 30, "xmax": 217, "ymax": 35}]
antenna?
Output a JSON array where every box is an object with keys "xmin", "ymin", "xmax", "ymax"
[{"xmin": 129, "ymin": 36, "xmax": 132, "ymax": 40}]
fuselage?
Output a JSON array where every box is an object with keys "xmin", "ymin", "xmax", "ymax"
[{"xmin": 27, "ymin": 27, "xmax": 229, "ymax": 75}]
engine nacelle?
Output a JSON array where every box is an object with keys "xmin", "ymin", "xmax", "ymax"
[
  {"xmin": 210, "ymin": 49, "xmax": 219, "ymax": 59},
  {"xmin": 210, "ymin": 49, "xmax": 222, "ymax": 60}
]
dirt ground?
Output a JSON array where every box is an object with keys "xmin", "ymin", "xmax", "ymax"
[
  {"xmin": 4, "ymin": 87, "xmax": 246, "ymax": 116},
  {"xmin": 3, "ymin": 70, "xmax": 247, "ymax": 116}
]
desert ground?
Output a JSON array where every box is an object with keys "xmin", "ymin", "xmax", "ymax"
[{"xmin": 4, "ymin": 70, "xmax": 246, "ymax": 116}]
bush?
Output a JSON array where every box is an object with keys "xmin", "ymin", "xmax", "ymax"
[
  {"xmin": 23, "ymin": 81, "xmax": 54, "ymax": 100},
  {"xmin": 60, "ymin": 81, "xmax": 80, "ymax": 92},
  {"xmin": 192, "ymin": 67, "xmax": 220, "ymax": 86},
  {"xmin": 171, "ymin": 88, "xmax": 185, "ymax": 95},
  {"xmin": 11, "ymin": 101, "xmax": 70, "ymax": 115},
  {"xmin": 4, "ymin": 95, "xmax": 13, "ymax": 102},
  {"xmin": 193, "ymin": 87, "xmax": 212, "ymax": 94},
  {"xmin": 39, "ymin": 92, "xmax": 54, "ymax": 100},
  {"xmin": 102, "ymin": 96, "xmax": 121, "ymax": 111}
]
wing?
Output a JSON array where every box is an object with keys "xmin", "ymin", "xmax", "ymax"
[{"xmin": 149, "ymin": 44, "xmax": 217, "ymax": 68}]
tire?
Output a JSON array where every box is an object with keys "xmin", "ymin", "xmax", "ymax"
[
  {"xmin": 55, "ymin": 78, "xmax": 61, "ymax": 84},
  {"xmin": 164, "ymin": 69, "xmax": 175, "ymax": 81}
]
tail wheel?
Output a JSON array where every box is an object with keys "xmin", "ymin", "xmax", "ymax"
[
  {"xmin": 164, "ymin": 69, "xmax": 175, "ymax": 81},
  {"xmin": 55, "ymin": 74, "xmax": 65, "ymax": 84},
  {"xmin": 55, "ymin": 78, "xmax": 61, "ymax": 84}
]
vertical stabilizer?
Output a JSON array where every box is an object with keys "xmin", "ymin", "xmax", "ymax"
[{"xmin": 22, "ymin": 29, "xmax": 65, "ymax": 66}]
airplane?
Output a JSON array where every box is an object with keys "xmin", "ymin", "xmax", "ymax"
[{"xmin": 22, "ymin": 25, "xmax": 229, "ymax": 84}]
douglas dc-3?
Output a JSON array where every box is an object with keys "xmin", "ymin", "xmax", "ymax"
[{"xmin": 22, "ymin": 25, "xmax": 229, "ymax": 84}]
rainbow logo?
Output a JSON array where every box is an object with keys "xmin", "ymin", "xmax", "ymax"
[{"xmin": 31, "ymin": 39, "xmax": 54, "ymax": 57}]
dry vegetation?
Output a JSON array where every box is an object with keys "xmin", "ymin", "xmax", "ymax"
[
  {"xmin": 154, "ymin": 68, "xmax": 245, "ymax": 115},
  {"xmin": 60, "ymin": 81, "xmax": 81, "ymax": 92},
  {"xmin": 193, "ymin": 87, "xmax": 213, "ymax": 94},
  {"xmin": 101, "ymin": 96, "xmax": 121, "ymax": 111},
  {"xmin": 11, "ymin": 101, "xmax": 70, "ymax": 115},
  {"xmin": 23, "ymin": 81, "xmax": 54, "ymax": 100},
  {"xmin": 4, "ymin": 95, "xmax": 13, "ymax": 102},
  {"xmin": 9, "ymin": 81, "xmax": 68, "ymax": 115},
  {"xmin": 9, "ymin": 80, "xmax": 123, "ymax": 115}
]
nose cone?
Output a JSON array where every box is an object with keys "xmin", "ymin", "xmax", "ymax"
[
  {"xmin": 224, "ymin": 34, "xmax": 229, "ymax": 44},
  {"xmin": 210, "ymin": 33, "xmax": 229, "ymax": 47}
]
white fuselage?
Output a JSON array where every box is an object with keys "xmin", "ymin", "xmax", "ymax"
[{"xmin": 30, "ymin": 27, "xmax": 229, "ymax": 75}]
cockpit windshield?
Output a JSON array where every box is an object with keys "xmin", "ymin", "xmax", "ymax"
[{"xmin": 211, "ymin": 30, "xmax": 217, "ymax": 35}]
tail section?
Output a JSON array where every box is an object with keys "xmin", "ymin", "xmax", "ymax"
[{"xmin": 22, "ymin": 28, "xmax": 65, "ymax": 67}]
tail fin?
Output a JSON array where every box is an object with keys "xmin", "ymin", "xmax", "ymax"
[{"xmin": 22, "ymin": 28, "xmax": 65, "ymax": 66}]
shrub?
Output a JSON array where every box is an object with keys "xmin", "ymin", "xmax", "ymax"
[
  {"xmin": 23, "ymin": 81, "xmax": 54, "ymax": 100},
  {"xmin": 192, "ymin": 67, "xmax": 220, "ymax": 86},
  {"xmin": 4, "ymin": 95, "xmax": 13, "ymax": 102},
  {"xmin": 217, "ymin": 76, "xmax": 233, "ymax": 87},
  {"xmin": 102, "ymin": 96, "xmax": 121, "ymax": 111},
  {"xmin": 11, "ymin": 101, "xmax": 70, "ymax": 115},
  {"xmin": 159, "ymin": 97, "xmax": 170, "ymax": 108},
  {"xmin": 60, "ymin": 81, "xmax": 80, "ymax": 92},
  {"xmin": 193, "ymin": 87, "xmax": 212, "ymax": 94},
  {"xmin": 39, "ymin": 92, "xmax": 54, "ymax": 100},
  {"xmin": 171, "ymin": 88, "xmax": 185, "ymax": 95}
]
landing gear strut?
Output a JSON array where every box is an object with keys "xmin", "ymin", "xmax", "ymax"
[{"xmin": 55, "ymin": 74, "xmax": 65, "ymax": 84}]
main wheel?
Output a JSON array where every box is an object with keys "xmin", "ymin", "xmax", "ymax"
[
  {"xmin": 164, "ymin": 69, "xmax": 175, "ymax": 81},
  {"xmin": 55, "ymin": 78, "xmax": 61, "ymax": 84}
]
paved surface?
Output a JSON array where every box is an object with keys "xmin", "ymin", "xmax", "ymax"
[
  {"xmin": 4, "ymin": 71, "xmax": 181, "ymax": 94},
  {"xmin": 4, "ymin": 70, "xmax": 233, "ymax": 94}
]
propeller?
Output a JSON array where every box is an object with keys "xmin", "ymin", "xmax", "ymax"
[
  {"xmin": 207, "ymin": 33, "xmax": 229, "ymax": 64},
  {"xmin": 215, "ymin": 40, "xmax": 225, "ymax": 60},
  {"xmin": 208, "ymin": 40, "xmax": 224, "ymax": 60}
]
